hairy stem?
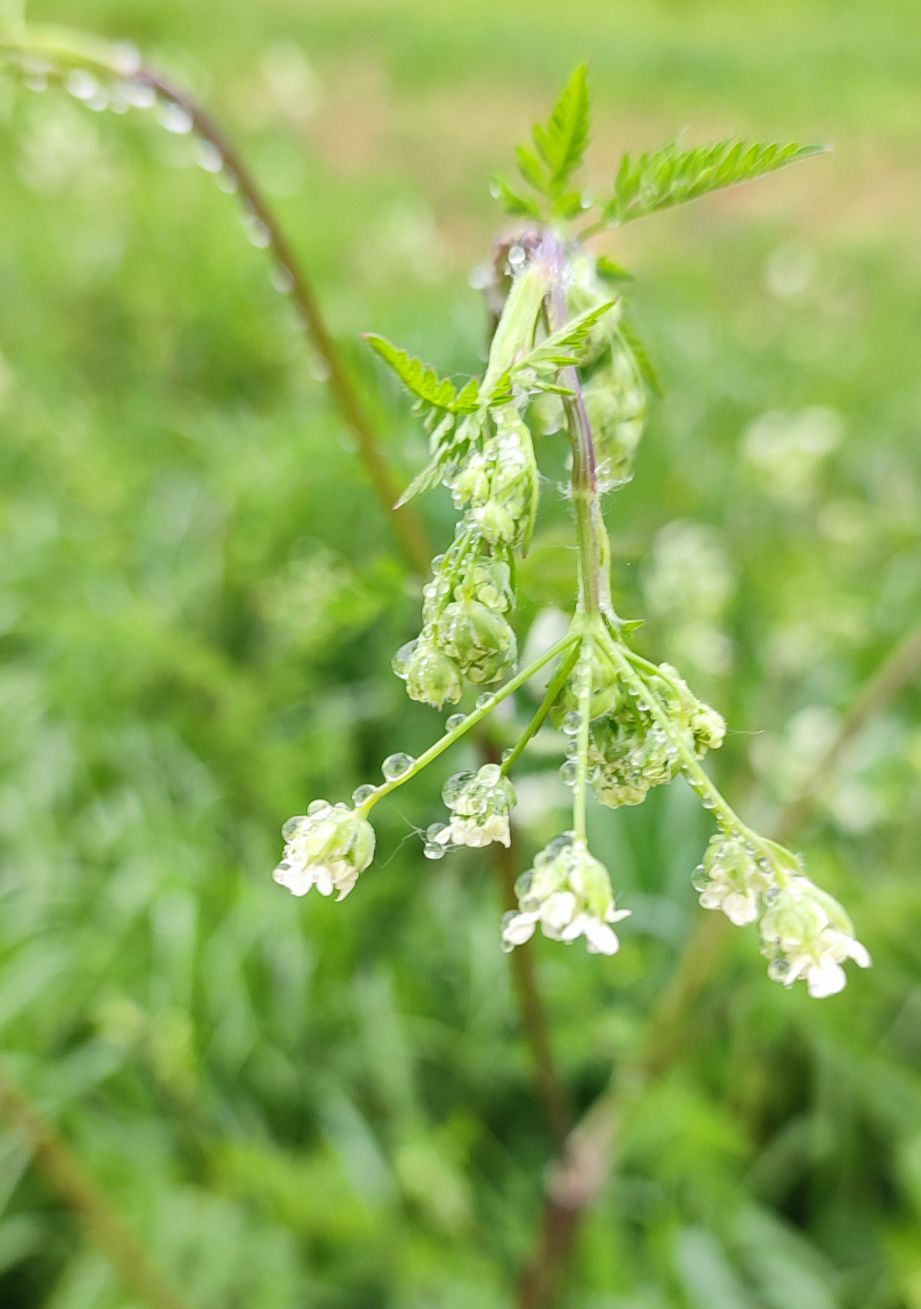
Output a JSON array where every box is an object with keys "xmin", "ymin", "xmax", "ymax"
[
  {"xmin": 516, "ymin": 615, "xmax": 921, "ymax": 1308},
  {"xmin": 540, "ymin": 233, "xmax": 611, "ymax": 616}
]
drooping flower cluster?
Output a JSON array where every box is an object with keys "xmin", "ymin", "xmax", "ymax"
[
  {"xmin": 430, "ymin": 763, "xmax": 515, "ymax": 850},
  {"xmin": 273, "ymin": 801, "xmax": 375, "ymax": 900},
  {"xmin": 586, "ymin": 662, "xmax": 725, "ymax": 808},
  {"xmin": 692, "ymin": 829, "xmax": 870, "ymax": 996},
  {"xmin": 502, "ymin": 834, "xmax": 630, "ymax": 955},
  {"xmin": 759, "ymin": 876, "xmax": 871, "ymax": 998},
  {"xmin": 392, "ymin": 532, "xmax": 518, "ymax": 707}
]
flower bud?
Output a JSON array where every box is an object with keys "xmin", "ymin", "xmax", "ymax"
[
  {"xmin": 395, "ymin": 639, "xmax": 463, "ymax": 708},
  {"xmin": 440, "ymin": 599, "xmax": 517, "ymax": 685},
  {"xmin": 502, "ymin": 835, "xmax": 630, "ymax": 955},
  {"xmin": 273, "ymin": 801, "xmax": 375, "ymax": 901}
]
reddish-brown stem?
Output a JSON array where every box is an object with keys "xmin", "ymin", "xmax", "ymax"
[{"xmin": 0, "ymin": 1068, "xmax": 192, "ymax": 1309}]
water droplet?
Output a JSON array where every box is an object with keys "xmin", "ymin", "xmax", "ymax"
[
  {"xmin": 767, "ymin": 958, "xmax": 790, "ymax": 982},
  {"xmin": 65, "ymin": 70, "xmax": 101, "ymax": 103},
  {"xmin": 382, "ymin": 753, "xmax": 414, "ymax": 781},
  {"xmin": 157, "ymin": 100, "xmax": 193, "ymax": 135},
  {"xmin": 507, "ymin": 244, "xmax": 526, "ymax": 270},
  {"xmin": 307, "ymin": 353, "xmax": 331, "ymax": 383},
  {"xmin": 562, "ymin": 711, "xmax": 581, "ymax": 736},
  {"xmin": 559, "ymin": 760, "xmax": 578, "ymax": 787},
  {"xmin": 475, "ymin": 692, "xmax": 493, "ymax": 710},
  {"xmin": 271, "ymin": 263, "xmax": 295, "ymax": 295},
  {"xmin": 216, "ymin": 169, "xmax": 239, "ymax": 194},
  {"xmin": 242, "ymin": 211, "xmax": 271, "ymax": 248},
  {"xmin": 426, "ymin": 823, "xmax": 446, "ymax": 843},
  {"xmin": 281, "ymin": 816, "xmax": 306, "ymax": 840},
  {"xmin": 307, "ymin": 800, "xmax": 332, "ymax": 817},
  {"xmin": 195, "ymin": 140, "xmax": 224, "ymax": 174},
  {"xmin": 87, "ymin": 91, "xmax": 110, "ymax": 112},
  {"xmin": 124, "ymin": 79, "xmax": 157, "ymax": 110},
  {"xmin": 445, "ymin": 713, "xmax": 466, "ymax": 732},
  {"xmin": 352, "ymin": 784, "xmax": 376, "ymax": 807},
  {"xmin": 23, "ymin": 74, "xmax": 48, "ymax": 93},
  {"xmin": 424, "ymin": 843, "xmax": 446, "ymax": 860},
  {"xmin": 478, "ymin": 763, "xmax": 501, "ymax": 786}
]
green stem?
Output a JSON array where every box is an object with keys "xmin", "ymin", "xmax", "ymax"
[
  {"xmin": 572, "ymin": 636, "xmax": 594, "ymax": 841},
  {"xmin": 361, "ymin": 632, "xmax": 580, "ymax": 814},
  {"xmin": 500, "ymin": 636, "xmax": 583, "ymax": 777},
  {"xmin": 596, "ymin": 623, "xmax": 789, "ymax": 883}
]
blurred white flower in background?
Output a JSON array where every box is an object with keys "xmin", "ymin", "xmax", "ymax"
[
  {"xmin": 643, "ymin": 520, "xmax": 736, "ymax": 675},
  {"xmin": 742, "ymin": 406, "xmax": 843, "ymax": 503}
]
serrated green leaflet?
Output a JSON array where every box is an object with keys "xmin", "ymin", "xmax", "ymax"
[
  {"xmin": 364, "ymin": 334, "xmax": 481, "ymax": 415},
  {"xmin": 603, "ymin": 139, "xmax": 826, "ymax": 226}
]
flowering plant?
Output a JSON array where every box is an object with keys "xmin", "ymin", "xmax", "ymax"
[{"xmin": 267, "ymin": 69, "xmax": 869, "ymax": 998}]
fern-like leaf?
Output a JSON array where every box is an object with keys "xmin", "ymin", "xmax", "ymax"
[
  {"xmin": 364, "ymin": 335, "xmax": 480, "ymax": 414},
  {"xmin": 603, "ymin": 139, "xmax": 826, "ymax": 226},
  {"xmin": 519, "ymin": 299, "xmax": 618, "ymax": 373},
  {"xmin": 618, "ymin": 318, "xmax": 664, "ymax": 399},
  {"xmin": 532, "ymin": 64, "xmax": 591, "ymax": 192}
]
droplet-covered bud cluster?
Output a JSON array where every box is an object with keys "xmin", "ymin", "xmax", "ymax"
[
  {"xmin": 449, "ymin": 410, "xmax": 538, "ymax": 550},
  {"xmin": 273, "ymin": 801, "xmax": 375, "ymax": 900},
  {"xmin": 502, "ymin": 834, "xmax": 631, "ymax": 955},
  {"xmin": 568, "ymin": 256, "xmax": 649, "ymax": 493},
  {"xmin": 587, "ymin": 663, "xmax": 725, "ymax": 808},
  {"xmin": 392, "ymin": 533, "xmax": 518, "ymax": 707},
  {"xmin": 428, "ymin": 763, "xmax": 516, "ymax": 851}
]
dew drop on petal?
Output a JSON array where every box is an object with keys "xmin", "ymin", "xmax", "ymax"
[{"xmin": 445, "ymin": 713, "xmax": 467, "ymax": 732}]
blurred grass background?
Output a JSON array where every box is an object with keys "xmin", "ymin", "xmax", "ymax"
[{"xmin": 1, "ymin": 0, "xmax": 920, "ymax": 1306}]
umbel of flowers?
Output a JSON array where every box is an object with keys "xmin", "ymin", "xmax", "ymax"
[{"xmin": 268, "ymin": 72, "xmax": 867, "ymax": 997}]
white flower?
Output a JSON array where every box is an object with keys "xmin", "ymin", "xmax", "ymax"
[
  {"xmin": 693, "ymin": 833, "xmax": 773, "ymax": 926},
  {"xmin": 436, "ymin": 764, "xmax": 515, "ymax": 850},
  {"xmin": 501, "ymin": 835, "xmax": 630, "ymax": 957},
  {"xmin": 760, "ymin": 876, "xmax": 870, "ymax": 998},
  {"xmin": 273, "ymin": 801, "xmax": 375, "ymax": 901}
]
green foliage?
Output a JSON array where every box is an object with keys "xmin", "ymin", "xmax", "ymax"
[
  {"xmin": 496, "ymin": 63, "xmax": 590, "ymax": 221},
  {"xmin": 603, "ymin": 139, "xmax": 826, "ymax": 225},
  {"xmin": 364, "ymin": 333, "xmax": 480, "ymax": 415}
]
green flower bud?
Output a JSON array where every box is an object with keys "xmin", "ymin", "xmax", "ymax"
[
  {"xmin": 397, "ymin": 640, "xmax": 463, "ymax": 708},
  {"xmin": 440, "ymin": 599, "xmax": 517, "ymax": 685}
]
